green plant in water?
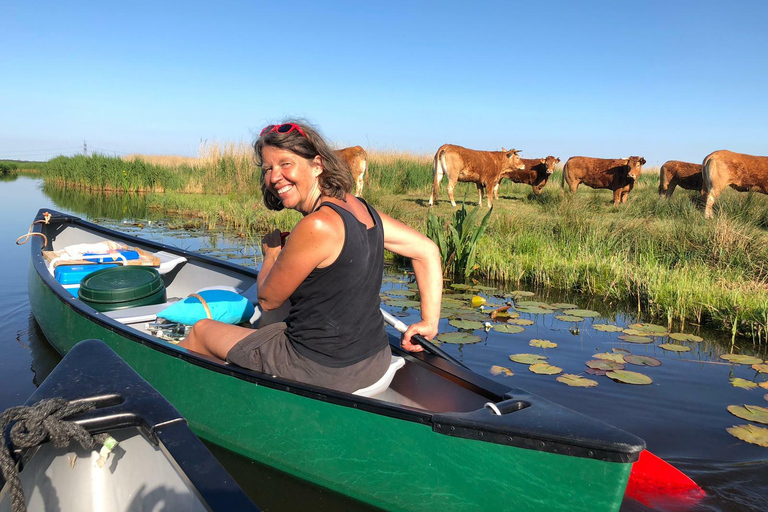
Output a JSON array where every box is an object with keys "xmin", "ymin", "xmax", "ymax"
[{"xmin": 427, "ymin": 204, "xmax": 493, "ymax": 281}]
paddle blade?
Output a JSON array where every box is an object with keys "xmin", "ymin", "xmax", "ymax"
[{"xmin": 625, "ymin": 450, "xmax": 706, "ymax": 510}]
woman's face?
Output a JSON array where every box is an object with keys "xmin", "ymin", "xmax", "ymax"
[{"xmin": 261, "ymin": 145, "xmax": 322, "ymax": 214}]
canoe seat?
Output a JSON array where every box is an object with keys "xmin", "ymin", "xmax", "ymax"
[
  {"xmin": 353, "ymin": 356, "xmax": 405, "ymax": 397},
  {"xmin": 155, "ymin": 251, "xmax": 187, "ymax": 275}
]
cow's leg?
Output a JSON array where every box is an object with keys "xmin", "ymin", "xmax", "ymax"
[
  {"xmin": 493, "ymin": 182, "xmax": 500, "ymax": 200},
  {"xmin": 613, "ymin": 189, "xmax": 622, "ymax": 205},
  {"xmin": 355, "ymin": 169, "xmax": 365, "ymax": 197},
  {"xmin": 704, "ymin": 185, "xmax": 723, "ymax": 218},
  {"xmin": 621, "ymin": 189, "xmax": 630, "ymax": 203},
  {"xmin": 476, "ymin": 183, "xmax": 484, "ymax": 206},
  {"xmin": 447, "ymin": 179, "xmax": 458, "ymax": 207},
  {"xmin": 665, "ymin": 181, "xmax": 678, "ymax": 199},
  {"xmin": 565, "ymin": 178, "xmax": 579, "ymax": 193}
]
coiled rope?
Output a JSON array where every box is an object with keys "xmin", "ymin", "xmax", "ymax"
[
  {"xmin": 0, "ymin": 398, "xmax": 109, "ymax": 512},
  {"xmin": 15, "ymin": 211, "xmax": 51, "ymax": 248}
]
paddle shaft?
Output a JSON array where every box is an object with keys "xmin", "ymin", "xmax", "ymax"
[{"xmin": 380, "ymin": 309, "xmax": 469, "ymax": 369}]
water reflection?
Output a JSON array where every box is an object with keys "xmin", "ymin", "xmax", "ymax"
[
  {"xmin": 42, "ymin": 182, "xmax": 153, "ymax": 220},
  {"xmin": 27, "ymin": 313, "xmax": 61, "ymax": 386}
]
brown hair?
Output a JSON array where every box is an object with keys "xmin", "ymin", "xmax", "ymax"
[{"xmin": 254, "ymin": 120, "xmax": 353, "ymax": 211}]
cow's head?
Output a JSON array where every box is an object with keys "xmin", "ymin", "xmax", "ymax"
[
  {"xmin": 501, "ymin": 148, "xmax": 525, "ymax": 172},
  {"xmin": 542, "ymin": 156, "xmax": 560, "ymax": 176},
  {"xmin": 622, "ymin": 156, "xmax": 646, "ymax": 180}
]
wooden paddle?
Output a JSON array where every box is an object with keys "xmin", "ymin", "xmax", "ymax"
[
  {"xmin": 380, "ymin": 309, "xmax": 469, "ymax": 369},
  {"xmin": 381, "ymin": 309, "xmax": 705, "ymax": 508}
]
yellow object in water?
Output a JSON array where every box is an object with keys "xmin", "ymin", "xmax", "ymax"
[{"xmin": 471, "ymin": 295, "xmax": 486, "ymax": 308}]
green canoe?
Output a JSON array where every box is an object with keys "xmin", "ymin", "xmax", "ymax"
[{"xmin": 27, "ymin": 208, "xmax": 644, "ymax": 512}]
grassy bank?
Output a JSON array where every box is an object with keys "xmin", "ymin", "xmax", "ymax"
[{"xmin": 40, "ymin": 149, "xmax": 768, "ymax": 339}]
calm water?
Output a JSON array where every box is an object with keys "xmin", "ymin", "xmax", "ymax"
[{"xmin": 3, "ymin": 176, "xmax": 767, "ymax": 511}]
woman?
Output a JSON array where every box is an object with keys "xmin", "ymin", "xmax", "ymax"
[{"xmin": 180, "ymin": 120, "xmax": 442, "ymax": 393}]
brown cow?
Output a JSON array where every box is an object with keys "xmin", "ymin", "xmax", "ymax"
[
  {"xmin": 659, "ymin": 160, "xmax": 703, "ymax": 198},
  {"xmin": 494, "ymin": 156, "xmax": 560, "ymax": 199},
  {"xmin": 429, "ymin": 144, "xmax": 525, "ymax": 207},
  {"xmin": 335, "ymin": 146, "xmax": 367, "ymax": 196},
  {"xmin": 702, "ymin": 150, "xmax": 768, "ymax": 218},
  {"xmin": 562, "ymin": 156, "xmax": 646, "ymax": 205}
]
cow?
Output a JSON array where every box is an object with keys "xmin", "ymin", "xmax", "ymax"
[
  {"xmin": 702, "ymin": 150, "xmax": 768, "ymax": 218},
  {"xmin": 494, "ymin": 156, "xmax": 560, "ymax": 199},
  {"xmin": 428, "ymin": 144, "xmax": 525, "ymax": 207},
  {"xmin": 562, "ymin": 156, "xmax": 646, "ymax": 205},
  {"xmin": 335, "ymin": 145, "xmax": 367, "ymax": 196},
  {"xmin": 658, "ymin": 160, "xmax": 703, "ymax": 199}
]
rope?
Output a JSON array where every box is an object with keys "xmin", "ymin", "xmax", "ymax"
[
  {"xmin": 15, "ymin": 211, "xmax": 51, "ymax": 248},
  {"xmin": 0, "ymin": 398, "xmax": 109, "ymax": 512}
]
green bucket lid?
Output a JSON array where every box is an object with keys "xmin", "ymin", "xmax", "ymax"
[{"xmin": 79, "ymin": 266, "xmax": 165, "ymax": 307}]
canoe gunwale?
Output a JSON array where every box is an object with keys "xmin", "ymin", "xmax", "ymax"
[{"xmin": 30, "ymin": 208, "xmax": 645, "ymax": 465}]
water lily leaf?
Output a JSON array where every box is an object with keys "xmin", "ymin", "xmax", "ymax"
[
  {"xmin": 516, "ymin": 301, "xmax": 551, "ymax": 308},
  {"xmin": 529, "ymin": 363, "xmax": 562, "ymax": 375},
  {"xmin": 586, "ymin": 360, "xmax": 625, "ymax": 371},
  {"xmin": 509, "ymin": 353, "xmax": 547, "ymax": 365},
  {"xmin": 515, "ymin": 306, "xmax": 552, "ymax": 314},
  {"xmin": 556, "ymin": 315, "xmax": 584, "ymax": 322},
  {"xmin": 624, "ymin": 355, "xmax": 662, "ymax": 367},
  {"xmin": 386, "ymin": 289, "xmax": 417, "ymax": 297},
  {"xmin": 618, "ymin": 334, "xmax": 653, "ymax": 344},
  {"xmin": 508, "ymin": 318, "xmax": 535, "ymax": 326},
  {"xmin": 493, "ymin": 324, "xmax": 526, "ymax": 334},
  {"xmin": 721, "ymin": 354, "xmax": 764, "ymax": 365},
  {"xmin": 437, "ymin": 332, "xmax": 482, "ymax": 344},
  {"xmin": 593, "ymin": 324, "xmax": 625, "ymax": 332},
  {"xmin": 659, "ymin": 343, "xmax": 691, "ymax": 352},
  {"xmin": 386, "ymin": 299, "xmax": 420, "ymax": 308},
  {"xmin": 592, "ymin": 352, "xmax": 626, "ymax": 363},
  {"xmin": 472, "ymin": 285, "xmax": 498, "ymax": 292},
  {"xmin": 557, "ymin": 374, "xmax": 598, "ymax": 387},
  {"xmin": 585, "ymin": 368, "xmax": 608, "ymax": 376},
  {"xmin": 550, "ymin": 303, "xmax": 579, "ymax": 310},
  {"xmin": 730, "ymin": 378, "xmax": 758, "ymax": 390},
  {"xmin": 669, "ymin": 332, "xmax": 704, "ymax": 342},
  {"xmin": 440, "ymin": 307, "xmax": 466, "ymax": 318},
  {"xmin": 453, "ymin": 312, "xmax": 489, "ymax": 322},
  {"xmin": 441, "ymin": 297, "xmax": 465, "ymax": 306},
  {"xmin": 760, "ymin": 382, "xmax": 768, "ymax": 390},
  {"xmin": 448, "ymin": 319, "xmax": 484, "ymax": 330},
  {"xmin": 606, "ymin": 370, "xmax": 653, "ymax": 385},
  {"xmin": 727, "ymin": 404, "xmax": 768, "ymax": 425},
  {"xmin": 569, "ymin": 309, "xmax": 599, "ymax": 318},
  {"xmin": 613, "ymin": 348, "xmax": 631, "ymax": 354},
  {"xmin": 752, "ymin": 364, "xmax": 768, "ymax": 373},
  {"xmin": 490, "ymin": 365, "xmax": 514, "ymax": 377},
  {"xmin": 727, "ymin": 424, "xmax": 768, "ymax": 447},
  {"xmin": 530, "ymin": 339, "xmax": 557, "ymax": 348},
  {"xmin": 622, "ymin": 329, "xmax": 648, "ymax": 336},
  {"xmin": 450, "ymin": 284, "xmax": 476, "ymax": 291},
  {"xmin": 628, "ymin": 323, "xmax": 668, "ymax": 335},
  {"xmin": 509, "ymin": 290, "xmax": 535, "ymax": 298}
]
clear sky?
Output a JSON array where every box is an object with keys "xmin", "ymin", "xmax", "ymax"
[{"xmin": 2, "ymin": 0, "xmax": 767, "ymax": 167}]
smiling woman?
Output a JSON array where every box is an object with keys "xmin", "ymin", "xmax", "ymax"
[{"xmin": 179, "ymin": 120, "xmax": 444, "ymax": 394}]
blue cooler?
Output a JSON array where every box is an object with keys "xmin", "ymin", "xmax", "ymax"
[{"xmin": 54, "ymin": 263, "xmax": 120, "ymax": 296}]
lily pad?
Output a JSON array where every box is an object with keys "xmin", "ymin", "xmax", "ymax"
[
  {"xmin": 550, "ymin": 303, "xmax": 579, "ymax": 310},
  {"xmin": 509, "ymin": 353, "xmax": 547, "ymax": 365},
  {"xmin": 555, "ymin": 315, "xmax": 584, "ymax": 322},
  {"xmin": 436, "ymin": 332, "xmax": 482, "ymax": 344},
  {"xmin": 440, "ymin": 307, "xmax": 466, "ymax": 318},
  {"xmin": 731, "ymin": 378, "xmax": 759, "ymax": 390},
  {"xmin": 624, "ymin": 355, "xmax": 662, "ymax": 367},
  {"xmin": 557, "ymin": 374, "xmax": 598, "ymax": 387},
  {"xmin": 628, "ymin": 323, "xmax": 668, "ymax": 336},
  {"xmin": 508, "ymin": 318, "xmax": 535, "ymax": 326},
  {"xmin": 659, "ymin": 343, "xmax": 691, "ymax": 352},
  {"xmin": 454, "ymin": 311, "xmax": 490, "ymax": 322},
  {"xmin": 529, "ymin": 363, "xmax": 562, "ymax": 375},
  {"xmin": 727, "ymin": 424, "xmax": 768, "ymax": 447},
  {"xmin": 593, "ymin": 324, "xmax": 625, "ymax": 333},
  {"xmin": 386, "ymin": 299, "xmax": 420, "ymax": 308},
  {"xmin": 721, "ymin": 354, "xmax": 764, "ymax": 365},
  {"xmin": 753, "ymin": 364, "xmax": 768, "ymax": 373},
  {"xmin": 509, "ymin": 290, "xmax": 535, "ymax": 298},
  {"xmin": 606, "ymin": 370, "xmax": 653, "ymax": 385},
  {"xmin": 760, "ymin": 382, "xmax": 768, "ymax": 390},
  {"xmin": 669, "ymin": 332, "xmax": 704, "ymax": 342},
  {"xmin": 490, "ymin": 365, "xmax": 514, "ymax": 377},
  {"xmin": 586, "ymin": 360, "xmax": 625, "ymax": 371},
  {"xmin": 586, "ymin": 368, "xmax": 608, "ymax": 376},
  {"xmin": 618, "ymin": 334, "xmax": 653, "ymax": 344},
  {"xmin": 386, "ymin": 289, "xmax": 417, "ymax": 297},
  {"xmin": 592, "ymin": 352, "xmax": 626, "ymax": 363},
  {"xmin": 727, "ymin": 404, "xmax": 768, "ymax": 425},
  {"xmin": 448, "ymin": 319, "xmax": 484, "ymax": 330},
  {"xmin": 613, "ymin": 348, "xmax": 631, "ymax": 354},
  {"xmin": 493, "ymin": 324, "xmax": 526, "ymax": 334},
  {"xmin": 530, "ymin": 339, "xmax": 557, "ymax": 349},
  {"xmin": 568, "ymin": 309, "xmax": 600, "ymax": 318},
  {"xmin": 515, "ymin": 306, "xmax": 553, "ymax": 315},
  {"xmin": 450, "ymin": 284, "xmax": 477, "ymax": 291}
]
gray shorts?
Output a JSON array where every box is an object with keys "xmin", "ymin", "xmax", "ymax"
[{"xmin": 226, "ymin": 322, "xmax": 392, "ymax": 393}]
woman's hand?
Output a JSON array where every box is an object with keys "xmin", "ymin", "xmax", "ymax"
[
  {"xmin": 261, "ymin": 229, "xmax": 283, "ymax": 262},
  {"xmin": 400, "ymin": 319, "xmax": 439, "ymax": 352}
]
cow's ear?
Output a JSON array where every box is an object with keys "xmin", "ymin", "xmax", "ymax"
[
  {"xmin": 556, "ymin": 158, "xmax": 561, "ymax": 163},
  {"xmin": 540, "ymin": 158, "xmax": 546, "ymax": 164},
  {"xmin": 502, "ymin": 147, "xmax": 507, "ymax": 152},
  {"xmin": 640, "ymin": 157, "xmax": 646, "ymax": 165}
]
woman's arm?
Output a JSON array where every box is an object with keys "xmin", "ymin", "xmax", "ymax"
[{"xmin": 379, "ymin": 212, "xmax": 442, "ymax": 351}]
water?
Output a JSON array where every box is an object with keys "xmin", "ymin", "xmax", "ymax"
[{"xmin": 2, "ymin": 176, "xmax": 767, "ymax": 511}]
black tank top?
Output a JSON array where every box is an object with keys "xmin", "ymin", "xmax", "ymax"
[{"xmin": 285, "ymin": 199, "xmax": 389, "ymax": 367}]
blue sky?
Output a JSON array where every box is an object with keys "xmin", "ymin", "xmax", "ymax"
[{"xmin": 2, "ymin": 1, "xmax": 766, "ymax": 166}]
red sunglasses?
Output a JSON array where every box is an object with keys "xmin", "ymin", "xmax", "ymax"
[{"xmin": 260, "ymin": 123, "xmax": 307, "ymax": 138}]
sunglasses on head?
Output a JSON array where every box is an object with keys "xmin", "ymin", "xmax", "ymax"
[{"xmin": 260, "ymin": 123, "xmax": 307, "ymax": 138}]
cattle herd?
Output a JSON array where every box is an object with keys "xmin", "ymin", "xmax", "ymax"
[{"xmin": 334, "ymin": 145, "xmax": 768, "ymax": 218}]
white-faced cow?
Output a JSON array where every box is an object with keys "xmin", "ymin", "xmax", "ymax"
[
  {"xmin": 335, "ymin": 146, "xmax": 367, "ymax": 197},
  {"xmin": 429, "ymin": 144, "xmax": 525, "ymax": 207},
  {"xmin": 702, "ymin": 150, "xmax": 768, "ymax": 218},
  {"xmin": 658, "ymin": 160, "xmax": 703, "ymax": 199},
  {"xmin": 563, "ymin": 156, "xmax": 646, "ymax": 205},
  {"xmin": 494, "ymin": 156, "xmax": 560, "ymax": 199}
]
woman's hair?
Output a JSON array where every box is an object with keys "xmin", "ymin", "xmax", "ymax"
[{"xmin": 254, "ymin": 119, "xmax": 353, "ymax": 211}]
